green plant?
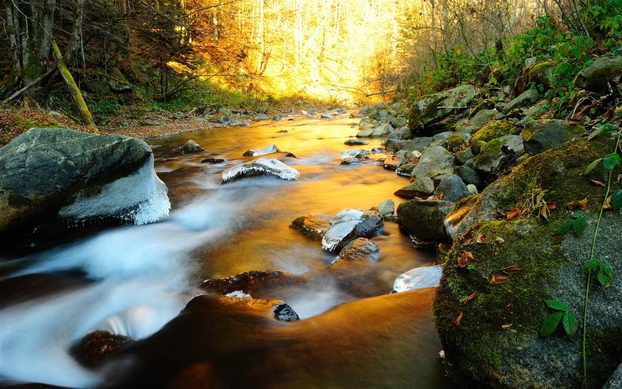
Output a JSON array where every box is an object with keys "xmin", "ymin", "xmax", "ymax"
[{"xmin": 540, "ymin": 299, "xmax": 578, "ymax": 336}]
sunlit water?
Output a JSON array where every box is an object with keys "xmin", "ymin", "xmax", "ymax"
[{"xmin": 0, "ymin": 115, "xmax": 452, "ymax": 388}]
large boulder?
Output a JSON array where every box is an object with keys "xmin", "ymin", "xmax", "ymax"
[
  {"xmin": 409, "ymin": 85, "xmax": 477, "ymax": 136},
  {"xmin": 471, "ymin": 134, "xmax": 524, "ymax": 175},
  {"xmin": 574, "ymin": 55, "xmax": 622, "ymax": 92},
  {"xmin": 521, "ymin": 119, "xmax": 585, "ymax": 155},
  {"xmin": 0, "ymin": 128, "xmax": 170, "ymax": 237},
  {"xmin": 435, "ymin": 135, "xmax": 622, "ymax": 388}
]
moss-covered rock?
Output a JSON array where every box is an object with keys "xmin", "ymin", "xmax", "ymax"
[
  {"xmin": 521, "ymin": 119, "xmax": 585, "ymax": 155},
  {"xmin": 409, "ymin": 85, "xmax": 477, "ymax": 136},
  {"xmin": 471, "ymin": 120, "xmax": 517, "ymax": 144},
  {"xmin": 435, "ymin": 136, "xmax": 622, "ymax": 388},
  {"xmin": 574, "ymin": 55, "xmax": 622, "ymax": 92}
]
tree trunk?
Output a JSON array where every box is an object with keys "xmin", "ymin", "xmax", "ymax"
[{"xmin": 51, "ymin": 40, "xmax": 96, "ymax": 129}]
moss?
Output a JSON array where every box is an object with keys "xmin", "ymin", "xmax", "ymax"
[
  {"xmin": 470, "ymin": 120, "xmax": 516, "ymax": 144},
  {"xmin": 447, "ymin": 132, "xmax": 468, "ymax": 152}
]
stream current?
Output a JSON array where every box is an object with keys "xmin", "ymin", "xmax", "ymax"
[{"xmin": 0, "ymin": 115, "xmax": 453, "ymax": 388}]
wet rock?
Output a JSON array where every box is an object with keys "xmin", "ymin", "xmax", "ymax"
[
  {"xmin": 71, "ymin": 330, "xmax": 132, "ymax": 369},
  {"xmin": 394, "ymin": 177, "xmax": 435, "ymax": 199},
  {"xmin": 222, "ymin": 158, "xmax": 300, "ymax": 183},
  {"xmin": 0, "ymin": 128, "xmax": 170, "ymax": 239},
  {"xmin": 574, "ymin": 55, "xmax": 622, "ymax": 92},
  {"xmin": 272, "ymin": 303, "xmax": 300, "ymax": 321},
  {"xmin": 383, "ymin": 154, "xmax": 401, "ymax": 170},
  {"xmin": 200, "ymin": 270, "xmax": 290, "ymax": 295},
  {"xmin": 385, "ymin": 137, "xmax": 433, "ymax": 153},
  {"xmin": 411, "ymin": 146, "xmax": 455, "ymax": 178},
  {"xmin": 290, "ymin": 214, "xmax": 334, "ymax": 240},
  {"xmin": 521, "ymin": 119, "xmax": 585, "ymax": 155},
  {"xmin": 370, "ymin": 122, "xmax": 394, "ymax": 137},
  {"xmin": 433, "ymin": 174, "xmax": 469, "ymax": 202},
  {"xmin": 395, "ymin": 163, "xmax": 417, "ymax": 177},
  {"xmin": 397, "ymin": 199, "xmax": 453, "ymax": 241},
  {"xmin": 376, "ymin": 199, "xmax": 396, "ymax": 221},
  {"xmin": 409, "ymin": 84, "xmax": 477, "ymax": 135},
  {"xmin": 242, "ymin": 143, "xmax": 280, "ymax": 157},
  {"xmin": 177, "ymin": 139, "xmax": 204, "ymax": 153},
  {"xmin": 344, "ymin": 138, "xmax": 368, "ymax": 146},
  {"xmin": 322, "ymin": 209, "xmax": 383, "ymax": 252},
  {"xmin": 340, "ymin": 149, "xmax": 370, "ymax": 162},
  {"xmin": 251, "ymin": 113, "xmax": 271, "ymax": 121},
  {"xmin": 336, "ymin": 237, "xmax": 380, "ymax": 263},
  {"xmin": 393, "ymin": 266, "xmax": 443, "ymax": 292},
  {"xmin": 501, "ymin": 88, "xmax": 540, "ymax": 113},
  {"xmin": 201, "ymin": 157, "xmax": 226, "ymax": 164}
]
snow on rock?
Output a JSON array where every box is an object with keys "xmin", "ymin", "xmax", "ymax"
[{"xmin": 222, "ymin": 158, "xmax": 300, "ymax": 183}]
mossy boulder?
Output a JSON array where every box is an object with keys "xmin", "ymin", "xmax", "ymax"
[
  {"xmin": 435, "ymin": 135, "xmax": 622, "ymax": 388},
  {"xmin": 471, "ymin": 135, "xmax": 524, "ymax": 174},
  {"xmin": 513, "ymin": 61, "xmax": 555, "ymax": 94},
  {"xmin": 470, "ymin": 120, "xmax": 516, "ymax": 144},
  {"xmin": 409, "ymin": 85, "xmax": 477, "ymax": 136},
  {"xmin": 574, "ymin": 55, "xmax": 622, "ymax": 92},
  {"xmin": 521, "ymin": 119, "xmax": 585, "ymax": 155}
]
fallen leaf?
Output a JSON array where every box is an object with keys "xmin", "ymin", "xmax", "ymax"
[
  {"xmin": 494, "ymin": 236, "xmax": 505, "ymax": 244},
  {"xmin": 463, "ymin": 291, "xmax": 479, "ymax": 304},
  {"xmin": 476, "ymin": 233, "xmax": 487, "ymax": 243},
  {"xmin": 603, "ymin": 195, "xmax": 612, "ymax": 210},
  {"xmin": 435, "ymin": 192, "xmax": 444, "ymax": 200},
  {"xmin": 494, "ymin": 247, "xmax": 501, "ymax": 256},
  {"xmin": 490, "ymin": 273, "xmax": 509, "ymax": 285},
  {"xmin": 501, "ymin": 265, "xmax": 522, "ymax": 275},
  {"xmin": 539, "ymin": 203, "xmax": 550, "ymax": 220},
  {"xmin": 566, "ymin": 197, "xmax": 589, "ymax": 210},
  {"xmin": 501, "ymin": 324, "xmax": 513, "ymax": 330},
  {"xmin": 457, "ymin": 251, "xmax": 475, "ymax": 268},
  {"xmin": 493, "ymin": 211, "xmax": 506, "ymax": 219},
  {"xmin": 506, "ymin": 208, "xmax": 524, "ymax": 220},
  {"xmin": 454, "ymin": 311, "xmax": 464, "ymax": 326},
  {"xmin": 591, "ymin": 179, "xmax": 606, "ymax": 187},
  {"xmin": 506, "ymin": 301, "xmax": 513, "ymax": 308},
  {"xmin": 546, "ymin": 202, "xmax": 557, "ymax": 210}
]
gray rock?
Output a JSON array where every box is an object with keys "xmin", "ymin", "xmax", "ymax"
[
  {"xmin": 290, "ymin": 214, "xmax": 334, "ymax": 240},
  {"xmin": 251, "ymin": 113, "xmax": 271, "ymax": 121},
  {"xmin": 340, "ymin": 149, "xmax": 370, "ymax": 162},
  {"xmin": 371, "ymin": 122, "xmax": 394, "ymax": 137},
  {"xmin": 574, "ymin": 55, "xmax": 622, "ymax": 92},
  {"xmin": 179, "ymin": 139, "xmax": 204, "ymax": 153},
  {"xmin": 409, "ymin": 84, "xmax": 477, "ymax": 135},
  {"xmin": 385, "ymin": 137, "xmax": 433, "ymax": 152},
  {"xmin": 393, "ymin": 266, "xmax": 443, "ymax": 292},
  {"xmin": 242, "ymin": 143, "xmax": 280, "ymax": 157},
  {"xmin": 222, "ymin": 158, "xmax": 300, "ymax": 183},
  {"xmin": 502, "ymin": 88, "xmax": 540, "ymax": 113},
  {"xmin": 376, "ymin": 199, "xmax": 396, "ymax": 221},
  {"xmin": 604, "ymin": 363, "xmax": 622, "ymax": 389},
  {"xmin": 521, "ymin": 119, "xmax": 585, "ymax": 155},
  {"xmin": 455, "ymin": 165, "xmax": 483, "ymax": 187},
  {"xmin": 433, "ymin": 174, "xmax": 469, "ymax": 202},
  {"xmin": 394, "ymin": 177, "xmax": 435, "ymax": 199},
  {"xmin": 336, "ymin": 237, "xmax": 380, "ymax": 263},
  {"xmin": 344, "ymin": 138, "xmax": 369, "ymax": 146},
  {"xmin": 396, "ymin": 199, "xmax": 453, "ymax": 241},
  {"xmin": 321, "ymin": 209, "xmax": 383, "ymax": 252},
  {"xmin": 411, "ymin": 146, "xmax": 455, "ymax": 178},
  {"xmin": 0, "ymin": 128, "xmax": 170, "ymax": 235},
  {"xmin": 396, "ymin": 163, "xmax": 417, "ymax": 177},
  {"xmin": 471, "ymin": 135, "xmax": 524, "ymax": 174},
  {"xmin": 272, "ymin": 303, "xmax": 300, "ymax": 321}
]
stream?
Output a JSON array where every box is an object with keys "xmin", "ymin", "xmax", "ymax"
[{"xmin": 0, "ymin": 115, "xmax": 453, "ymax": 388}]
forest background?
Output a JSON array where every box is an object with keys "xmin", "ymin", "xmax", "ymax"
[{"xmin": 0, "ymin": 0, "xmax": 621, "ymax": 130}]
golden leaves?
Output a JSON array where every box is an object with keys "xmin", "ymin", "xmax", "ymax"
[
  {"xmin": 566, "ymin": 196, "xmax": 589, "ymax": 210},
  {"xmin": 457, "ymin": 251, "xmax": 475, "ymax": 268}
]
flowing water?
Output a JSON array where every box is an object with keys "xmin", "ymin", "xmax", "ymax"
[{"xmin": 0, "ymin": 115, "xmax": 453, "ymax": 388}]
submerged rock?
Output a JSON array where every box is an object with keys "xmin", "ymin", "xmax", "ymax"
[
  {"xmin": 321, "ymin": 209, "xmax": 383, "ymax": 253},
  {"xmin": 200, "ymin": 270, "xmax": 289, "ymax": 295},
  {"xmin": 177, "ymin": 139, "xmax": 205, "ymax": 153},
  {"xmin": 393, "ymin": 266, "xmax": 443, "ymax": 292},
  {"xmin": 0, "ymin": 128, "xmax": 170, "ymax": 238},
  {"xmin": 222, "ymin": 158, "xmax": 300, "ymax": 183}
]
